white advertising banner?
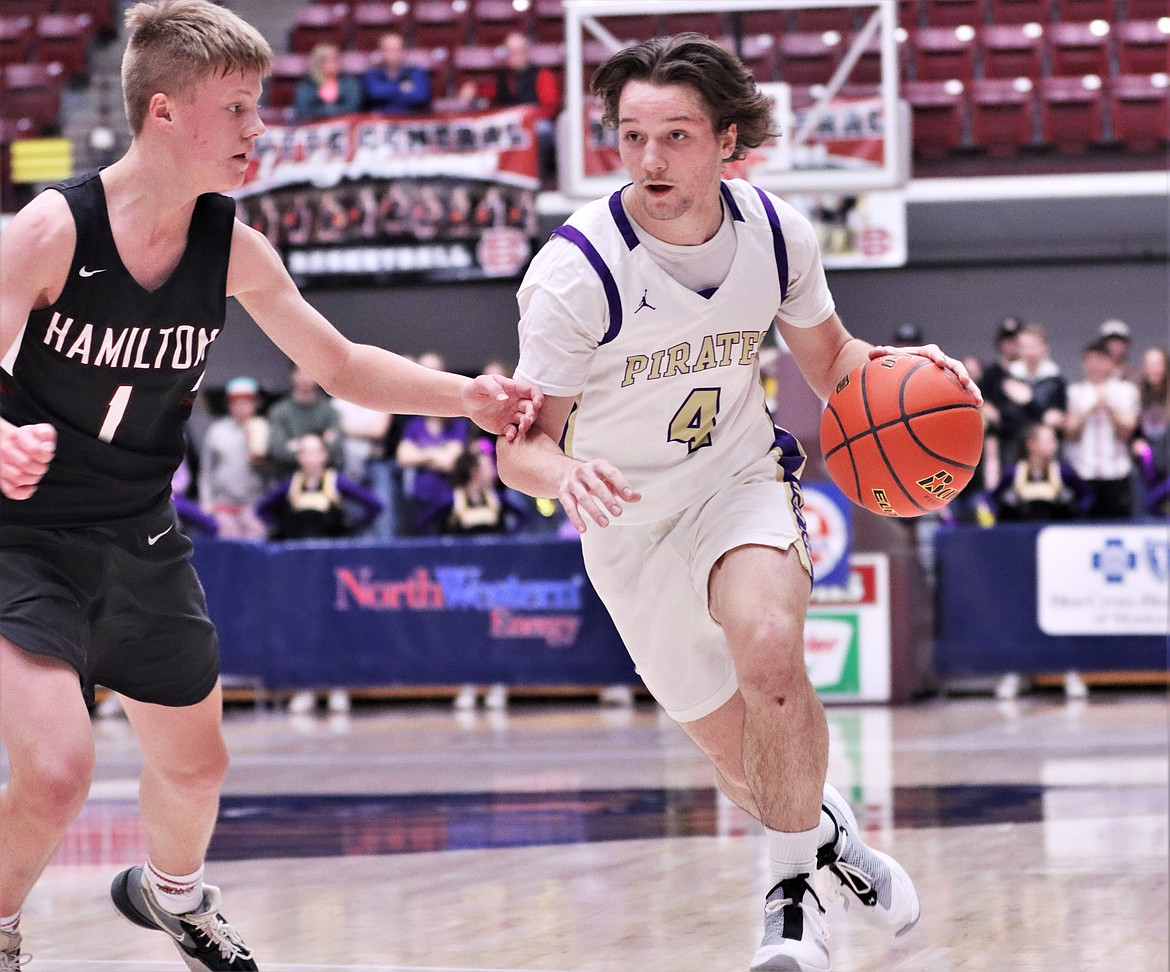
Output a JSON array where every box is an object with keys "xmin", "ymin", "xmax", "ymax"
[{"xmin": 1037, "ymin": 525, "xmax": 1170, "ymax": 636}]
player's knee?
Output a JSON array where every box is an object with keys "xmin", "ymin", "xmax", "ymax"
[
  {"xmin": 730, "ymin": 617, "xmax": 807, "ymax": 697},
  {"xmin": 19, "ymin": 745, "xmax": 94, "ymax": 825},
  {"xmin": 153, "ymin": 736, "xmax": 230, "ymax": 794}
]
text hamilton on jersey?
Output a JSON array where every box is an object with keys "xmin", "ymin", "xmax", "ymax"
[
  {"xmin": 621, "ymin": 329, "xmax": 767, "ymax": 387},
  {"xmin": 40, "ymin": 311, "xmax": 219, "ymax": 370}
]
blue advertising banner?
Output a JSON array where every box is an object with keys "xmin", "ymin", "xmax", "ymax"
[{"xmin": 192, "ymin": 536, "xmax": 635, "ymax": 689}]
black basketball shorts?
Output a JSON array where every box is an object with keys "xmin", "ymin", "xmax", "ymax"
[{"xmin": 0, "ymin": 502, "xmax": 219, "ymax": 707}]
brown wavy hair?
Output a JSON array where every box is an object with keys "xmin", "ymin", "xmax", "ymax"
[{"xmin": 591, "ymin": 33, "xmax": 776, "ymax": 161}]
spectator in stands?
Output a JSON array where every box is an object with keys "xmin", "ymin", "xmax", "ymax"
[
  {"xmin": 332, "ymin": 396, "xmax": 391, "ymax": 484},
  {"xmin": 996, "ymin": 323, "xmax": 1067, "ymax": 469},
  {"xmin": 267, "ymin": 363, "xmax": 346, "ymax": 479},
  {"xmin": 1133, "ymin": 345, "xmax": 1169, "ymax": 513},
  {"xmin": 395, "ymin": 352, "xmax": 471, "ymax": 534},
  {"xmin": 979, "ymin": 316, "xmax": 1023, "ymax": 486},
  {"xmin": 1064, "ymin": 339, "xmax": 1141, "ymax": 519},
  {"xmin": 198, "ymin": 376, "xmax": 270, "ymax": 539},
  {"xmin": 1098, "ymin": 318, "xmax": 1140, "ymax": 382},
  {"xmin": 257, "ymin": 432, "xmax": 382, "ymax": 540},
  {"xmin": 294, "ymin": 42, "xmax": 362, "ymax": 122},
  {"xmin": 362, "ymin": 31, "xmax": 432, "ymax": 114},
  {"xmin": 446, "ymin": 444, "xmax": 510, "ymax": 535},
  {"xmin": 990, "ymin": 423, "xmax": 1091, "ymax": 522},
  {"xmin": 457, "ymin": 31, "xmax": 560, "ymax": 179}
]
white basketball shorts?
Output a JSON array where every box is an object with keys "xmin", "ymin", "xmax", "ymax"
[{"xmin": 579, "ymin": 448, "xmax": 813, "ymax": 723}]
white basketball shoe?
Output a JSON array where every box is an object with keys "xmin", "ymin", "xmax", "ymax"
[
  {"xmin": 750, "ymin": 873, "xmax": 830, "ymax": 971},
  {"xmin": 817, "ymin": 783, "xmax": 921, "ymax": 936}
]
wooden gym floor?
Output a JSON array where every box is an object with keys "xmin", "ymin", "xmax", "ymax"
[{"xmin": 3, "ymin": 690, "xmax": 1167, "ymax": 971}]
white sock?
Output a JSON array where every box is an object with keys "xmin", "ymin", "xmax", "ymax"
[
  {"xmin": 145, "ymin": 861, "xmax": 205, "ymax": 915},
  {"xmin": 765, "ymin": 825, "xmax": 820, "ymax": 884},
  {"xmin": 0, "ymin": 912, "xmax": 20, "ymax": 935}
]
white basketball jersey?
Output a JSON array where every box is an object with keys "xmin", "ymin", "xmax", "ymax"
[{"xmin": 516, "ymin": 179, "xmax": 833, "ymax": 525}]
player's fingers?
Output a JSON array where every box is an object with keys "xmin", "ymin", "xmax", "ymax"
[
  {"xmin": 562, "ymin": 476, "xmax": 615, "ymax": 528},
  {"xmin": 575, "ymin": 466, "xmax": 627, "ymax": 518},
  {"xmin": 591, "ymin": 461, "xmax": 641, "ymax": 505},
  {"xmin": 0, "ymin": 481, "xmax": 36, "ymax": 501}
]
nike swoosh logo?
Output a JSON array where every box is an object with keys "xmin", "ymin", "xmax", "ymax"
[
  {"xmin": 147, "ymin": 525, "xmax": 173, "ymax": 545},
  {"xmin": 78, "ymin": 266, "xmax": 107, "ymax": 277},
  {"xmin": 139, "ymin": 886, "xmax": 193, "ymax": 946}
]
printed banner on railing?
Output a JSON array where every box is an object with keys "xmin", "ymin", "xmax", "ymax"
[{"xmin": 231, "ymin": 107, "xmax": 543, "ymax": 286}]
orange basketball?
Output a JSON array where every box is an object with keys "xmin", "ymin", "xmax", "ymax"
[{"xmin": 819, "ymin": 354, "xmax": 984, "ymax": 518}]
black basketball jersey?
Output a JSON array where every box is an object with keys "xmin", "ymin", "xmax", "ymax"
[{"xmin": 0, "ymin": 171, "xmax": 235, "ymax": 527}]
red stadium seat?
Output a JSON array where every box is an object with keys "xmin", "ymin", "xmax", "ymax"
[
  {"xmin": 662, "ymin": 12, "xmax": 727, "ymax": 37},
  {"xmin": 1047, "ymin": 21, "xmax": 1113, "ymax": 77},
  {"xmin": 900, "ymin": 0, "xmax": 925, "ymax": 27},
  {"xmin": 989, "ymin": 0, "xmax": 1051, "ymax": 23},
  {"xmin": 593, "ymin": 12, "xmax": 658, "ymax": 43},
  {"xmin": 1116, "ymin": 20, "xmax": 1170, "ymax": 75},
  {"xmin": 265, "ymin": 52, "xmax": 309, "ymax": 110},
  {"xmin": 740, "ymin": 9, "xmax": 789, "ymax": 38},
  {"xmin": 979, "ymin": 23, "xmax": 1045, "ymax": 79},
  {"xmin": 970, "ymin": 77, "xmax": 1037, "ymax": 153},
  {"xmin": 350, "ymin": 3, "xmax": 410, "ymax": 52},
  {"xmin": 1038, "ymin": 75, "xmax": 1105, "ymax": 151},
  {"xmin": 1124, "ymin": 0, "xmax": 1170, "ymax": 19},
  {"xmin": 3, "ymin": 0, "xmax": 52, "ymax": 20},
  {"xmin": 56, "ymin": 0, "xmax": 115, "ymax": 35},
  {"xmin": 792, "ymin": 8, "xmax": 857, "ymax": 31},
  {"xmin": 847, "ymin": 32, "xmax": 887, "ymax": 85},
  {"xmin": 777, "ymin": 31, "xmax": 843, "ymax": 86},
  {"xmin": 903, "ymin": 79, "xmax": 968, "ymax": 156},
  {"xmin": 910, "ymin": 26, "xmax": 977, "ymax": 81},
  {"xmin": 2, "ymin": 61, "xmax": 65, "ymax": 134},
  {"xmin": 34, "ymin": 13, "xmax": 94, "ymax": 80},
  {"xmin": 452, "ymin": 43, "xmax": 502, "ymax": 97},
  {"xmin": 735, "ymin": 34, "xmax": 780, "ymax": 83},
  {"xmin": 470, "ymin": 0, "xmax": 533, "ymax": 46},
  {"xmin": 924, "ymin": 0, "xmax": 987, "ymax": 26},
  {"xmin": 0, "ymin": 16, "xmax": 33, "ymax": 67},
  {"xmin": 1110, "ymin": 74, "xmax": 1170, "ymax": 151},
  {"xmin": 289, "ymin": 5, "xmax": 348, "ymax": 54},
  {"xmin": 533, "ymin": 0, "xmax": 564, "ymax": 43},
  {"xmin": 410, "ymin": 0, "xmax": 469, "ymax": 49},
  {"xmin": 1053, "ymin": 0, "xmax": 1118, "ymax": 19}
]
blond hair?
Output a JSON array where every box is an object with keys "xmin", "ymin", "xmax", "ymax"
[{"xmin": 122, "ymin": 0, "xmax": 272, "ymax": 134}]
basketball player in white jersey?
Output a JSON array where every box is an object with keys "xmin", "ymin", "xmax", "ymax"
[
  {"xmin": 497, "ymin": 34, "xmax": 981, "ymax": 971},
  {"xmin": 0, "ymin": 2, "xmax": 539, "ymax": 969}
]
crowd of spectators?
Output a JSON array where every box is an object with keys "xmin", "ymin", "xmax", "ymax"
[{"xmin": 948, "ymin": 315, "xmax": 1167, "ymax": 525}]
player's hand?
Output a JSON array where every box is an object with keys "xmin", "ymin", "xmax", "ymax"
[
  {"xmin": 558, "ymin": 458, "xmax": 641, "ymax": 534},
  {"xmin": 869, "ymin": 344, "xmax": 984, "ymax": 405},
  {"xmin": 463, "ymin": 374, "xmax": 544, "ymax": 441},
  {"xmin": 0, "ymin": 420, "xmax": 56, "ymax": 500}
]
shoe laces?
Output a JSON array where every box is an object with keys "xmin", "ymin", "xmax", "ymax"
[
  {"xmin": 182, "ymin": 910, "xmax": 253, "ymax": 963},
  {"xmin": 817, "ymin": 824, "xmax": 879, "ymax": 907},
  {"xmin": 0, "ymin": 948, "xmax": 30, "ymax": 971}
]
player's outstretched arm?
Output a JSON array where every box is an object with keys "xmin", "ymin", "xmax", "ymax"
[
  {"xmin": 227, "ymin": 221, "xmax": 541, "ymax": 439},
  {"xmin": 0, "ymin": 190, "xmax": 72, "ymax": 499},
  {"xmin": 496, "ymin": 394, "xmax": 640, "ymax": 534}
]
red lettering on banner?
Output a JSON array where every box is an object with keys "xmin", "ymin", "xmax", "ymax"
[{"xmin": 334, "ymin": 567, "xmax": 445, "ymax": 610}]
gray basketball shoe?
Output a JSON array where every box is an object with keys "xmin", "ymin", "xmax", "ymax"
[
  {"xmin": 0, "ymin": 929, "xmax": 28, "ymax": 972},
  {"xmin": 111, "ymin": 866, "xmax": 257, "ymax": 970},
  {"xmin": 817, "ymin": 783, "xmax": 921, "ymax": 936},
  {"xmin": 750, "ymin": 873, "xmax": 830, "ymax": 971}
]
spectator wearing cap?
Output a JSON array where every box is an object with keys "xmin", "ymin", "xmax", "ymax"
[
  {"xmin": 980, "ymin": 316, "xmax": 1023, "ymax": 486},
  {"xmin": 1065, "ymin": 339, "xmax": 1141, "ymax": 519},
  {"xmin": 996, "ymin": 323, "xmax": 1068, "ymax": 472},
  {"xmin": 198, "ymin": 376, "xmax": 271, "ymax": 539},
  {"xmin": 1099, "ymin": 319, "xmax": 1140, "ymax": 383}
]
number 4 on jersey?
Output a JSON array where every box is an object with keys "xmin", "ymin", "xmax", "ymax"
[{"xmin": 669, "ymin": 388, "xmax": 721, "ymax": 453}]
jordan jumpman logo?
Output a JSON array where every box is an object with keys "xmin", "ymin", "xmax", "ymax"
[{"xmin": 635, "ymin": 289, "xmax": 656, "ymax": 313}]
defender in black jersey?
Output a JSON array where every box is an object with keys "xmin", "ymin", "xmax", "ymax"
[{"xmin": 0, "ymin": 3, "xmax": 540, "ymax": 969}]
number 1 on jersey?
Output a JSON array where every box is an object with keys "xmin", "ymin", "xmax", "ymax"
[
  {"xmin": 98, "ymin": 385, "xmax": 132, "ymax": 442},
  {"xmin": 669, "ymin": 388, "xmax": 720, "ymax": 453}
]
